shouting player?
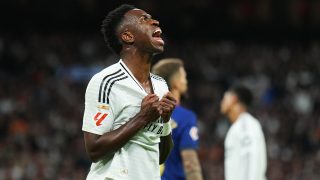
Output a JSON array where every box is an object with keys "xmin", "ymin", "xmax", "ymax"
[
  {"xmin": 152, "ymin": 59, "xmax": 203, "ymax": 180},
  {"xmin": 82, "ymin": 4, "xmax": 176, "ymax": 180}
]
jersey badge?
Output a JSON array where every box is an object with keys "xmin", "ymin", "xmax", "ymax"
[{"xmin": 93, "ymin": 112, "xmax": 108, "ymax": 126}]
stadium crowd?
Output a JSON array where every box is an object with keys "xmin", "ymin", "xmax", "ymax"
[{"xmin": 0, "ymin": 34, "xmax": 320, "ymax": 179}]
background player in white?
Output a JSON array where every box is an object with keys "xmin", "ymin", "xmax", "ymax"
[
  {"xmin": 220, "ymin": 85, "xmax": 267, "ymax": 180},
  {"xmin": 82, "ymin": 4, "xmax": 176, "ymax": 180},
  {"xmin": 152, "ymin": 59, "xmax": 203, "ymax": 180}
]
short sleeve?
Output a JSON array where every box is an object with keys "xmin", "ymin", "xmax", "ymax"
[
  {"xmin": 82, "ymin": 76, "xmax": 115, "ymax": 135},
  {"xmin": 179, "ymin": 113, "xmax": 199, "ymax": 150}
]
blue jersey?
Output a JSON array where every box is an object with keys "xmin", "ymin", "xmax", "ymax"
[{"xmin": 161, "ymin": 105, "xmax": 199, "ymax": 180}]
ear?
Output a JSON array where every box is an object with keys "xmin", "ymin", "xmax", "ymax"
[
  {"xmin": 170, "ymin": 76, "xmax": 180, "ymax": 90},
  {"xmin": 121, "ymin": 31, "xmax": 134, "ymax": 44},
  {"xmin": 170, "ymin": 71, "xmax": 181, "ymax": 89},
  {"xmin": 170, "ymin": 79, "xmax": 177, "ymax": 89}
]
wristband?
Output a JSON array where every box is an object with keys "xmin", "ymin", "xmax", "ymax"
[{"xmin": 161, "ymin": 122, "xmax": 172, "ymax": 136}]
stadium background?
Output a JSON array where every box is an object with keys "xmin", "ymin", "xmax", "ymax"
[{"xmin": 1, "ymin": 0, "xmax": 320, "ymax": 179}]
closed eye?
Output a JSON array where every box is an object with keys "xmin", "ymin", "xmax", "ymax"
[{"xmin": 140, "ymin": 14, "xmax": 152, "ymax": 21}]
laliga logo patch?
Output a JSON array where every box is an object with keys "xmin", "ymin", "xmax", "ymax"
[
  {"xmin": 93, "ymin": 112, "xmax": 108, "ymax": 126},
  {"xmin": 189, "ymin": 126, "xmax": 199, "ymax": 141}
]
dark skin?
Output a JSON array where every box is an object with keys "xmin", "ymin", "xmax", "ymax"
[{"xmin": 84, "ymin": 9, "xmax": 176, "ymax": 163}]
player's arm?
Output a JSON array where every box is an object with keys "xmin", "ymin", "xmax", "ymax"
[
  {"xmin": 240, "ymin": 134, "xmax": 260, "ymax": 180},
  {"xmin": 181, "ymin": 149, "xmax": 203, "ymax": 180},
  {"xmin": 84, "ymin": 94, "xmax": 161, "ymax": 162},
  {"xmin": 241, "ymin": 134, "xmax": 266, "ymax": 180},
  {"xmin": 179, "ymin": 111, "xmax": 203, "ymax": 179},
  {"xmin": 159, "ymin": 133, "xmax": 174, "ymax": 164},
  {"xmin": 159, "ymin": 92, "xmax": 176, "ymax": 164}
]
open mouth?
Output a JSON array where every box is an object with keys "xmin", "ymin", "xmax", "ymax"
[{"xmin": 152, "ymin": 29, "xmax": 165, "ymax": 46}]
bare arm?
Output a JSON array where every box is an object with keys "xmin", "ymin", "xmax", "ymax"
[
  {"xmin": 159, "ymin": 133, "xmax": 174, "ymax": 164},
  {"xmin": 84, "ymin": 94, "xmax": 160, "ymax": 162},
  {"xmin": 181, "ymin": 149, "xmax": 203, "ymax": 180}
]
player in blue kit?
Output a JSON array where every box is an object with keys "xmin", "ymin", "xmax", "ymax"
[{"xmin": 152, "ymin": 59, "xmax": 203, "ymax": 180}]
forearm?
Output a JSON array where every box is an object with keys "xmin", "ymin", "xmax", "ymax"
[
  {"xmin": 159, "ymin": 133, "xmax": 174, "ymax": 164},
  {"xmin": 85, "ymin": 113, "xmax": 150, "ymax": 162},
  {"xmin": 182, "ymin": 149, "xmax": 203, "ymax": 180},
  {"xmin": 186, "ymin": 171, "xmax": 203, "ymax": 180}
]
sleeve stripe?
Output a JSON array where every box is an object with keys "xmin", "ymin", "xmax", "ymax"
[
  {"xmin": 106, "ymin": 76, "xmax": 128, "ymax": 104},
  {"xmin": 98, "ymin": 69, "xmax": 122, "ymax": 102},
  {"xmin": 150, "ymin": 74, "xmax": 166, "ymax": 82},
  {"xmin": 102, "ymin": 72, "xmax": 125, "ymax": 103}
]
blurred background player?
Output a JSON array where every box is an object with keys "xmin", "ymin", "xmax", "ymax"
[
  {"xmin": 152, "ymin": 58, "xmax": 203, "ymax": 180},
  {"xmin": 220, "ymin": 85, "xmax": 267, "ymax": 180}
]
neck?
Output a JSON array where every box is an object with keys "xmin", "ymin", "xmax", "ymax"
[
  {"xmin": 227, "ymin": 104, "xmax": 246, "ymax": 124},
  {"xmin": 121, "ymin": 48, "xmax": 153, "ymax": 83},
  {"xmin": 171, "ymin": 89, "xmax": 181, "ymax": 105}
]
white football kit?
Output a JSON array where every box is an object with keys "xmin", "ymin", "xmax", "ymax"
[
  {"xmin": 224, "ymin": 112, "xmax": 267, "ymax": 180},
  {"xmin": 82, "ymin": 60, "xmax": 170, "ymax": 180}
]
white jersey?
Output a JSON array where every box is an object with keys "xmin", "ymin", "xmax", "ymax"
[
  {"xmin": 224, "ymin": 112, "xmax": 267, "ymax": 180},
  {"xmin": 82, "ymin": 60, "xmax": 170, "ymax": 180}
]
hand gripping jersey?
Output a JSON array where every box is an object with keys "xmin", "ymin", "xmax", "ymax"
[
  {"xmin": 82, "ymin": 60, "xmax": 170, "ymax": 180},
  {"xmin": 161, "ymin": 106, "xmax": 199, "ymax": 180},
  {"xmin": 224, "ymin": 112, "xmax": 267, "ymax": 180}
]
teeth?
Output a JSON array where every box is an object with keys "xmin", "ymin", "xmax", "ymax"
[{"xmin": 153, "ymin": 29, "xmax": 162, "ymax": 36}]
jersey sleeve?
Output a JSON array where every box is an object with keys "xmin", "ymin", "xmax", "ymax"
[
  {"xmin": 179, "ymin": 112, "xmax": 199, "ymax": 150},
  {"xmin": 239, "ymin": 130, "xmax": 263, "ymax": 180},
  {"xmin": 82, "ymin": 75, "xmax": 115, "ymax": 135}
]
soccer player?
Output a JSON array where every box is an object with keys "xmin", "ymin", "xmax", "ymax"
[
  {"xmin": 152, "ymin": 59, "xmax": 203, "ymax": 180},
  {"xmin": 220, "ymin": 85, "xmax": 267, "ymax": 180},
  {"xmin": 82, "ymin": 4, "xmax": 176, "ymax": 180}
]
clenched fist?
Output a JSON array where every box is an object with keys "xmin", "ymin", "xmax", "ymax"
[
  {"xmin": 140, "ymin": 94, "xmax": 161, "ymax": 123},
  {"xmin": 159, "ymin": 92, "xmax": 177, "ymax": 123}
]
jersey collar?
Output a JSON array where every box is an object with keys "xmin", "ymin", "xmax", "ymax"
[{"xmin": 118, "ymin": 59, "xmax": 155, "ymax": 95}]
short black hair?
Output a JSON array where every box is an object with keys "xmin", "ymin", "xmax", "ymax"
[
  {"xmin": 229, "ymin": 85, "xmax": 253, "ymax": 107},
  {"xmin": 101, "ymin": 4, "xmax": 136, "ymax": 55}
]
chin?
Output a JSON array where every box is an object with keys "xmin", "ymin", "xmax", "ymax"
[
  {"xmin": 220, "ymin": 107, "xmax": 227, "ymax": 115},
  {"xmin": 150, "ymin": 40, "xmax": 165, "ymax": 54},
  {"xmin": 152, "ymin": 46, "xmax": 164, "ymax": 55}
]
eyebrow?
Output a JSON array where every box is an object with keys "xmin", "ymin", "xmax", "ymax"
[{"xmin": 141, "ymin": 14, "xmax": 152, "ymax": 19}]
